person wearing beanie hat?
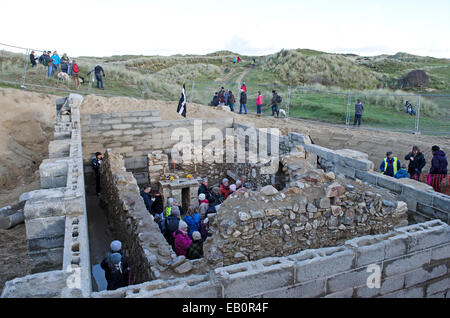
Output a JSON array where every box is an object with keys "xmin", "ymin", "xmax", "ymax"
[
  {"xmin": 184, "ymin": 205, "xmax": 202, "ymax": 238},
  {"xmin": 173, "ymin": 220, "xmax": 192, "ymax": 256},
  {"xmin": 200, "ymin": 217, "xmax": 211, "ymax": 241},
  {"xmin": 163, "ymin": 206, "xmax": 181, "ymax": 247},
  {"xmin": 110, "ymin": 240, "xmax": 122, "ymax": 252},
  {"xmin": 101, "ymin": 252, "xmax": 130, "ymax": 290},
  {"xmin": 171, "ymin": 206, "xmax": 181, "ymax": 218},
  {"xmin": 165, "ymin": 197, "xmax": 174, "ymax": 217},
  {"xmin": 186, "ymin": 231, "xmax": 204, "ymax": 260},
  {"xmin": 236, "ymin": 180, "xmax": 242, "ymax": 189},
  {"xmin": 229, "ymin": 184, "xmax": 236, "ymax": 192},
  {"xmin": 429, "ymin": 145, "xmax": 448, "ymax": 192},
  {"xmin": 198, "ymin": 193, "xmax": 206, "ymax": 202},
  {"xmin": 220, "ymin": 178, "xmax": 232, "ymax": 199}
]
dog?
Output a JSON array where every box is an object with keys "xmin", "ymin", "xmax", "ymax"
[
  {"xmin": 57, "ymin": 72, "xmax": 70, "ymax": 81},
  {"xmin": 279, "ymin": 109, "xmax": 287, "ymax": 117}
]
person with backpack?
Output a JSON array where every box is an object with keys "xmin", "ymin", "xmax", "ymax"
[
  {"xmin": 164, "ymin": 206, "xmax": 181, "ymax": 247},
  {"xmin": 228, "ymin": 91, "xmax": 235, "ymax": 112},
  {"xmin": 71, "ymin": 59, "xmax": 80, "ymax": 88},
  {"xmin": 186, "ymin": 231, "xmax": 204, "ymax": 260},
  {"xmin": 100, "ymin": 240, "xmax": 131, "ymax": 291},
  {"xmin": 256, "ymin": 91, "xmax": 263, "ymax": 117},
  {"xmin": 404, "ymin": 146, "xmax": 426, "ymax": 180},
  {"xmin": 183, "ymin": 205, "xmax": 202, "ymax": 238},
  {"xmin": 429, "ymin": 145, "xmax": 448, "ymax": 193},
  {"xmin": 173, "ymin": 221, "xmax": 192, "ymax": 257},
  {"xmin": 239, "ymin": 89, "xmax": 247, "ymax": 114},
  {"xmin": 353, "ymin": 99, "xmax": 364, "ymax": 127},
  {"xmin": 87, "ymin": 64, "xmax": 106, "ymax": 89},
  {"xmin": 271, "ymin": 90, "xmax": 281, "ymax": 117}
]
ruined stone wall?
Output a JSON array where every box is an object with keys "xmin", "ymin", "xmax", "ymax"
[
  {"xmin": 203, "ymin": 178, "xmax": 408, "ymax": 267},
  {"xmin": 90, "ymin": 219, "xmax": 450, "ymax": 298},
  {"xmin": 289, "ymin": 132, "xmax": 450, "ymax": 225},
  {"xmin": 100, "ymin": 150, "xmax": 205, "ymax": 282}
]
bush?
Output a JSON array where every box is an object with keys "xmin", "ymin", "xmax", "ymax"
[{"xmin": 399, "ymin": 70, "xmax": 430, "ymax": 88}]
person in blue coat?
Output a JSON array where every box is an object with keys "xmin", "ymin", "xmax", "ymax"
[
  {"xmin": 394, "ymin": 164, "xmax": 409, "ymax": 179},
  {"xmin": 380, "ymin": 151, "xmax": 401, "ymax": 177},
  {"xmin": 183, "ymin": 205, "xmax": 202, "ymax": 238}
]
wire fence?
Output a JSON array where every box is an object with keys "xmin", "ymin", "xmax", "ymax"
[{"xmin": 1, "ymin": 42, "xmax": 449, "ymax": 137}]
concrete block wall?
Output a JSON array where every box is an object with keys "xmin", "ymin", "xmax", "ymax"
[
  {"xmin": 90, "ymin": 219, "xmax": 450, "ymax": 298},
  {"xmin": 289, "ymin": 132, "xmax": 450, "ymax": 225},
  {"xmin": 2, "ymin": 94, "xmax": 92, "ymax": 298}
]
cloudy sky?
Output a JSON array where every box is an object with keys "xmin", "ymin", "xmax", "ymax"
[{"xmin": 1, "ymin": 0, "xmax": 449, "ymax": 58}]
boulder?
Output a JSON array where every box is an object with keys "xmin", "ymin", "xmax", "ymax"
[
  {"xmin": 326, "ymin": 182, "xmax": 346, "ymax": 198},
  {"xmin": 260, "ymin": 185, "xmax": 279, "ymax": 196}
]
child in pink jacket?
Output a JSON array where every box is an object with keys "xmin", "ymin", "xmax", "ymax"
[{"xmin": 256, "ymin": 91, "xmax": 263, "ymax": 117}]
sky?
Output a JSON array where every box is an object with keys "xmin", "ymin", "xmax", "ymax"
[{"xmin": 1, "ymin": 0, "xmax": 449, "ymax": 58}]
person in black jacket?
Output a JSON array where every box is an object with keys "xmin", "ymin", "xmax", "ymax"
[
  {"xmin": 164, "ymin": 206, "xmax": 181, "ymax": 247},
  {"xmin": 198, "ymin": 177, "xmax": 214, "ymax": 203},
  {"xmin": 186, "ymin": 231, "xmax": 204, "ymax": 260},
  {"xmin": 239, "ymin": 89, "xmax": 247, "ymax": 114},
  {"xmin": 404, "ymin": 146, "xmax": 426, "ymax": 180},
  {"xmin": 91, "ymin": 152, "xmax": 102, "ymax": 196},
  {"xmin": 210, "ymin": 92, "xmax": 220, "ymax": 106},
  {"xmin": 140, "ymin": 184, "xmax": 153, "ymax": 215},
  {"xmin": 29, "ymin": 51, "xmax": 38, "ymax": 68},
  {"xmin": 87, "ymin": 65, "xmax": 106, "ymax": 89},
  {"xmin": 429, "ymin": 145, "xmax": 448, "ymax": 193},
  {"xmin": 100, "ymin": 240, "xmax": 131, "ymax": 290}
]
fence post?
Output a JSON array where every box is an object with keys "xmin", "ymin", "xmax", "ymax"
[
  {"xmin": 287, "ymin": 86, "xmax": 291, "ymax": 118},
  {"xmin": 21, "ymin": 48, "xmax": 29, "ymax": 88},
  {"xmin": 189, "ymin": 81, "xmax": 195, "ymax": 103},
  {"xmin": 414, "ymin": 95, "xmax": 421, "ymax": 134},
  {"xmin": 142, "ymin": 72, "xmax": 150, "ymax": 99},
  {"xmin": 87, "ymin": 72, "xmax": 94, "ymax": 94},
  {"xmin": 345, "ymin": 92, "xmax": 351, "ymax": 129}
]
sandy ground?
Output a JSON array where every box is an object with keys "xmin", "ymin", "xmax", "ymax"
[{"xmin": 0, "ymin": 88, "xmax": 448, "ymax": 293}]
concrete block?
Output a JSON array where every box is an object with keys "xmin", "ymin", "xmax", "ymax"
[
  {"xmin": 27, "ymin": 235, "xmax": 65, "ymax": 251},
  {"xmin": 380, "ymin": 275, "xmax": 405, "ymax": 295},
  {"xmin": 48, "ymin": 140, "xmax": 70, "ymax": 158},
  {"xmin": 383, "ymin": 250, "xmax": 430, "ymax": 278},
  {"xmin": 102, "ymin": 118, "xmax": 122, "ymax": 125},
  {"xmin": 397, "ymin": 220, "xmax": 450, "ymax": 253},
  {"xmin": 326, "ymin": 265, "xmax": 380, "ymax": 294},
  {"xmin": 296, "ymin": 247, "xmax": 355, "ymax": 282},
  {"xmin": 102, "ymin": 130, "xmax": 123, "ymax": 137},
  {"xmin": 381, "ymin": 287, "xmax": 424, "ymax": 298},
  {"xmin": 346, "ymin": 236, "xmax": 386, "ymax": 267},
  {"xmin": 433, "ymin": 195, "xmax": 450, "ymax": 213},
  {"xmin": 431, "ymin": 244, "xmax": 450, "ymax": 262},
  {"xmin": 401, "ymin": 185, "xmax": 433, "ymax": 206},
  {"xmin": 426, "ymin": 278, "xmax": 449, "ymax": 296},
  {"xmin": 324, "ymin": 288, "xmax": 354, "ymax": 298},
  {"xmin": 384, "ymin": 233, "xmax": 409, "ymax": 260},
  {"xmin": 404, "ymin": 265, "xmax": 447, "ymax": 288},
  {"xmin": 355, "ymin": 170, "xmax": 378, "ymax": 185},
  {"xmin": 217, "ymin": 258, "xmax": 295, "ymax": 298},
  {"xmin": 24, "ymin": 198, "xmax": 66, "ymax": 220},
  {"xmin": 377, "ymin": 175, "xmax": 402, "ymax": 193},
  {"xmin": 260, "ymin": 279, "xmax": 326, "ymax": 298},
  {"xmin": 25, "ymin": 216, "xmax": 66, "ymax": 240},
  {"xmin": 29, "ymin": 247, "xmax": 64, "ymax": 273},
  {"xmin": 333, "ymin": 164, "xmax": 356, "ymax": 179}
]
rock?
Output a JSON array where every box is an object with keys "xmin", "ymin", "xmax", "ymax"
[
  {"xmin": 265, "ymin": 209, "xmax": 282, "ymax": 216},
  {"xmin": 325, "ymin": 172, "xmax": 336, "ymax": 180},
  {"xmin": 365, "ymin": 191, "xmax": 376, "ymax": 197},
  {"xmin": 326, "ymin": 182, "xmax": 346, "ymax": 198},
  {"xmin": 331, "ymin": 205, "xmax": 342, "ymax": 217},
  {"xmin": 174, "ymin": 261, "xmax": 193, "ymax": 274},
  {"xmin": 158, "ymin": 244, "xmax": 171, "ymax": 257},
  {"xmin": 329, "ymin": 215, "xmax": 339, "ymax": 227},
  {"xmin": 293, "ymin": 203, "xmax": 299, "ymax": 212},
  {"xmin": 289, "ymin": 211, "xmax": 296, "ymax": 220},
  {"xmin": 307, "ymin": 203, "xmax": 318, "ymax": 213},
  {"xmin": 168, "ymin": 255, "xmax": 186, "ymax": 268},
  {"xmin": 395, "ymin": 201, "xmax": 408, "ymax": 214},
  {"xmin": 358, "ymin": 202, "xmax": 366, "ymax": 209},
  {"xmin": 272, "ymin": 220, "xmax": 280, "ymax": 227},
  {"xmin": 319, "ymin": 198, "xmax": 331, "ymax": 209},
  {"xmin": 345, "ymin": 184, "xmax": 355, "ymax": 191},
  {"xmin": 250, "ymin": 210, "xmax": 265, "ymax": 219},
  {"xmin": 284, "ymin": 187, "xmax": 302, "ymax": 195},
  {"xmin": 254, "ymin": 220, "xmax": 263, "ymax": 231},
  {"xmin": 338, "ymin": 224, "xmax": 347, "ymax": 231},
  {"xmin": 283, "ymin": 224, "xmax": 291, "ymax": 235},
  {"xmin": 382, "ymin": 200, "xmax": 395, "ymax": 207},
  {"xmin": 238, "ymin": 212, "xmax": 251, "ymax": 221},
  {"xmin": 234, "ymin": 252, "xmax": 248, "ymax": 261},
  {"xmin": 260, "ymin": 185, "xmax": 279, "ymax": 196},
  {"xmin": 232, "ymin": 230, "xmax": 242, "ymax": 237},
  {"xmin": 299, "ymin": 215, "xmax": 308, "ymax": 223},
  {"xmin": 305, "ymin": 223, "xmax": 312, "ymax": 231}
]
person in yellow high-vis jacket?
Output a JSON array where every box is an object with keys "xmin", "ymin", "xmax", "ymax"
[{"xmin": 380, "ymin": 150, "xmax": 401, "ymax": 177}]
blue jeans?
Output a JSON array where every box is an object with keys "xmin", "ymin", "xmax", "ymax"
[
  {"xmin": 257, "ymin": 104, "xmax": 262, "ymax": 114},
  {"xmin": 229, "ymin": 103, "xmax": 234, "ymax": 112},
  {"xmin": 96, "ymin": 74, "xmax": 104, "ymax": 88},
  {"xmin": 239, "ymin": 104, "xmax": 247, "ymax": 114},
  {"xmin": 48, "ymin": 65, "xmax": 52, "ymax": 78}
]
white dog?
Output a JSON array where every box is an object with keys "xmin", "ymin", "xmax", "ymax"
[
  {"xmin": 279, "ymin": 109, "xmax": 287, "ymax": 117},
  {"xmin": 57, "ymin": 72, "xmax": 70, "ymax": 81}
]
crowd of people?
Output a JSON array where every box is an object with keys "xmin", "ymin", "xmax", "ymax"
[
  {"xmin": 380, "ymin": 145, "xmax": 448, "ymax": 193},
  {"xmin": 29, "ymin": 50, "xmax": 105, "ymax": 89},
  {"xmin": 209, "ymin": 83, "xmax": 283, "ymax": 117}
]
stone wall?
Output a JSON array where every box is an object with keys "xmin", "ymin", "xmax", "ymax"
[
  {"xmin": 289, "ymin": 132, "xmax": 450, "ymax": 225},
  {"xmin": 203, "ymin": 168, "xmax": 408, "ymax": 267},
  {"xmin": 90, "ymin": 219, "xmax": 450, "ymax": 298},
  {"xmin": 99, "ymin": 150, "xmax": 206, "ymax": 282}
]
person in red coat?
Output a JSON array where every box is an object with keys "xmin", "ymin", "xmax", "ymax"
[{"xmin": 219, "ymin": 178, "xmax": 232, "ymax": 200}]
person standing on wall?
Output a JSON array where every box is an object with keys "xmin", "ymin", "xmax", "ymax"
[
  {"xmin": 51, "ymin": 51, "xmax": 60, "ymax": 75},
  {"xmin": 256, "ymin": 91, "xmax": 263, "ymax": 117},
  {"xmin": 380, "ymin": 150, "xmax": 401, "ymax": 177},
  {"xmin": 91, "ymin": 152, "xmax": 103, "ymax": 196},
  {"xmin": 353, "ymin": 99, "xmax": 364, "ymax": 127},
  {"xmin": 87, "ymin": 64, "xmax": 106, "ymax": 89},
  {"xmin": 404, "ymin": 146, "xmax": 426, "ymax": 180},
  {"xmin": 239, "ymin": 89, "xmax": 247, "ymax": 114}
]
